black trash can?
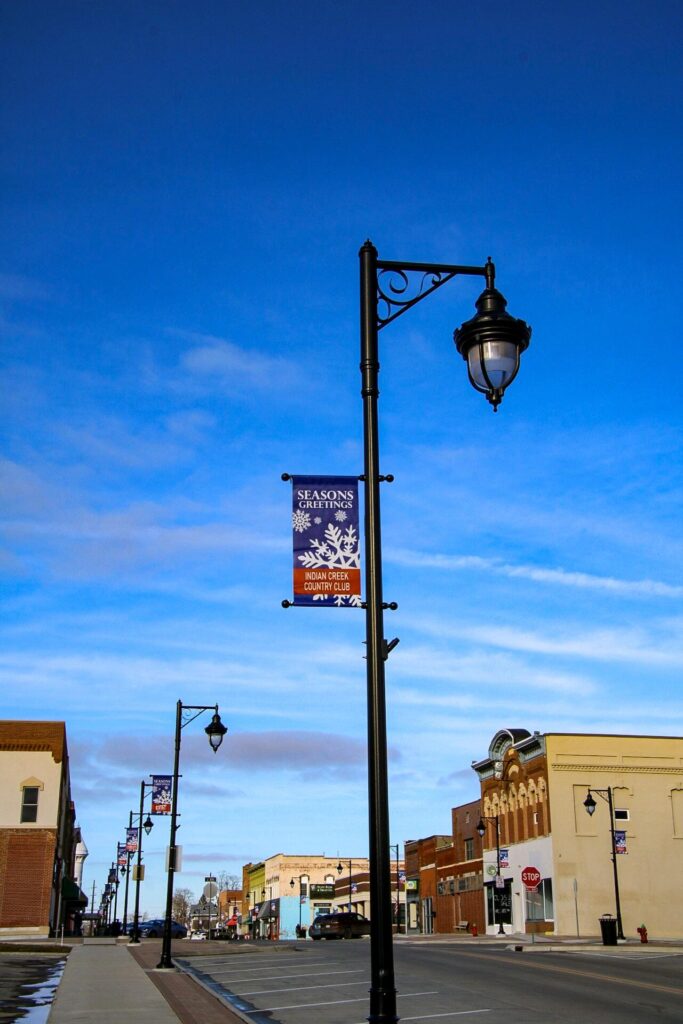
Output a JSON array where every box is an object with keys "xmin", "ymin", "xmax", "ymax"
[{"xmin": 599, "ymin": 914, "xmax": 618, "ymax": 946}]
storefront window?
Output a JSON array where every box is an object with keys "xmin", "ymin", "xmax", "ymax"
[{"xmin": 525, "ymin": 878, "xmax": 553, "ymax": 921}]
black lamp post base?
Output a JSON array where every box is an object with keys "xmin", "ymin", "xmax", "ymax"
[{"xmin": 369, "ymin": 987, "xmax": 399, "ymax": 1024}]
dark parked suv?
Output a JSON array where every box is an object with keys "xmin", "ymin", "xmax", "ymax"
[
  {"xmin": 137, "ymin": 918, "xmax": 187, "ymax": 938},
  {"xmin": 309, "ymin": 912, "xmax": 370, "ymax": 940}
]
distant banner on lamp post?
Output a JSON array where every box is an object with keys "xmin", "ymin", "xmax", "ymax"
[
  {"xmin": 117, "ymin": 843, "xmax": 127, "ymax": 866},
  {"xmin": 290, "ymin": 475, "xmax": 361, "ymax": 607},
  {"xmin": 151, "ymin": 775, "xmax": 173, "ymax": 815},
  {"xmin": 615, "ymin": 830, "xmax": 627, "ymax": 854},
  {"xmin": 126, "ymin": 827, "xmax": 138, "ymax": 853}
]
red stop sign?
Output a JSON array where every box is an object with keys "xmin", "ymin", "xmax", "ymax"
[{"xmin": 521, "ymin": 866, "xmax": 541, "ymax": 891}]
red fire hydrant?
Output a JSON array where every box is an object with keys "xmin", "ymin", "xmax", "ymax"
[
  {"xmin": 637, "ymin": 925, "xmax": 648, "ymax": 943},
  {"xmin": 470, "ymin": 923, "xmax": 478, "ymax": 937}
]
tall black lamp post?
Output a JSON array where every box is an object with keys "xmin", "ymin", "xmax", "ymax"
[
  {"xmin": 583, "ymin": 788, "xmax": 625, "ymax": 940},
  {"xmin": 389, "ymin": 844, "xmax": 402, "ymax": 934},
  {"xmin": 120, "ymin": 807, "xmax": 142, "ymax": 934},
  {"xmin": 359, "ymin": 240, "xmax": 531, "ymax": 1023},
  {"xmin": 157, "ymin": 701, "xmax": 227, "ymax": 969},
  {"xmin": 128, "ymin": 781, "xmax": 154, "ymax": 945},
  {"xmin": 290, "ymin": 875, "xmax": 308, "ymax": 935},
  {"xmin": 336, "ymin": 859, "xmax": 354, "ymax": 912},
  {"xmin": 261, "ymin": 886, "xmax": 274, "ymax": 940},
  {"xmin": 476, "ymin": 815, "xmax": 506, "ymax": 935},
  {"xmin": 108, "ymin": 864, "xmax": 120, "ymax": 930}
]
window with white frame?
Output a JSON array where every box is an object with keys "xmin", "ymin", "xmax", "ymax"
[{"xmin": 21, "ymin": 786, "xmax": 40, "ymax": 823}]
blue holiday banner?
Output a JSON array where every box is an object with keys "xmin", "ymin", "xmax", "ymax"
[
  {"xmin": 126, "ymin": 827, "xmax": 139, "ymax": 852},
  {"xmin": 291, "ymin": 475, "xmax": 361, "ymax": 607},
  {"xmin": 151, "ymin": 775, "xmax": 173, "ymax": 815},
  {"xmin": 117, "ymin": 843, "xmax": 127, "ymax": 865}
]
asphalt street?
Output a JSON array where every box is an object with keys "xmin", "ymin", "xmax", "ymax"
[{"xmin": 176, "ymin": 939, "xmax": 683, "ymax": 1024}]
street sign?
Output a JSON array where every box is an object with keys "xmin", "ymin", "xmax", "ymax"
[{"xmin": 521, "ymin": 866, "xmax": 541, "ymax": 891}]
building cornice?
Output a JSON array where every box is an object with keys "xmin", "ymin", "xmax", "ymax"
[{"xmin": 551, "ymin": 762, "xmax": 683, "ymax": 776}]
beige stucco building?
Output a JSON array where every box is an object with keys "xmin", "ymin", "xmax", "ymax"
[
  {"xmin": 473, "ymin": 728, "xmax": 683, "ymax": 939},
  {"xmin": 0, "ymin": 721, "xmax": 87, "ymax": 936},
  {"xmin": 243, "ymin": 853, "xmax": 370, "ymax": 939}
]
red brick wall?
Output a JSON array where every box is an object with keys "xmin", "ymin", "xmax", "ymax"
[{"xmin": 0, "ymin": 829, "xmax": 57, "ymax": 928}]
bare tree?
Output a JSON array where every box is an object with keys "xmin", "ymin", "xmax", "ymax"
[
  {"xmin": 217, "ymin": 871, "xmax": 241, "ymax": 891},
  {"xmin": 172, "ymin": 887, "xmax": 194, "ymax": 925}
]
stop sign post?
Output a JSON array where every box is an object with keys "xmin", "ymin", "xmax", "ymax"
[{"xmin": 521, "ymin": 866, "xmax": 541, "ymax": 891}]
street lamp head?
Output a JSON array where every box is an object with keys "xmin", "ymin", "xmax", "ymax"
[
  {"xmin": 290, "ymin": 878, "xmax": 295, "ymax": 888},
  {"xmin": 336, "ymin": 861, "xmax": 343, "ymax": 875},
  {"xmin": 583, "ymin": 790, "xmax": 597, "ymax": 816},
  {"xmin": 475, "ymin": 817, "xmax": 486, "ymax": 837},
  {"xmin": 120, "ymin": 865, "xmax": 126, "ymax": 876},
  {"xmin": 143, "ymin": 814, "xmax": 154, "ymax": 835},
  {"xmin": 454, "ymin": 281, "xmax": 531, "ymax": 411},
  {"xmin": 205, "ymin": 709, "xmax": 228, "ymax": 752}
]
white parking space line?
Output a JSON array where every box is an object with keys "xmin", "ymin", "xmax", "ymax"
[
  {"xmin": 242, "ymin": 995, "xmax": 370, "ymax": 1014},
  {"xmin": 190, "ymin": 956, "xmax": 339, "ymax": 969},
  {"xmin": 240, "ymin": 979, "xmax": 369, "ymax": 996},
  {"xmin": 209, "ymin": 968, "xmax": 365, "ymax": 984},
  {"xmin": 387, "ymin": 1012, "xmax": 492, "ymax": 1022},
  {"xmin": 241, "ymin": 990, "xmax": 439, "ymax": 1014},
  {"xmin": 200, "ymin": 960, "xmax": 343, "ymax": 971}
]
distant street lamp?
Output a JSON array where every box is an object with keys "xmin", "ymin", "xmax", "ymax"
[
  {"xmin": 476, "ymin": 815, "xmax": 506, "ymax": 935},
  {"xmin": 389, "ymin": 844, "xmax": 402, "ymax": 934},
  {"xmin": 261, "ymin": 886, "xmax": 274, "ymax": 940},
  {"xmin": 158, "ymin": 701, "xmax": 227, "ymax": 969},
  {"xmin": 584, "ymin": 788, "xmax": 625, "ymax": 940},
  {"xmin": 359, "ymin": 241, "xmax": 531, "ymax": 1023},
  {"xmin": 128, "ymin": 780, "xmax": 154, "ymax": 944},
  {"xmin": 337, "ymin": 859, "xmax": 354, "ymax": 912},
  {"xmin": 290, "ymin": 874, "xmax": 309, "ymax": 935}
]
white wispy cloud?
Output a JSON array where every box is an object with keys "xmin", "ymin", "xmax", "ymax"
[
  {"xmin": 174, "ymin": 331, "xmax": 302, "ymax": 392},
  {"xmin": 391, "ymin": 647, "xmax": 597, "ymax": 695},
  {"xmin": 0, "ymin": 272, "xmax": 55, "ymax": 302},
  {"xmin": 54, "ymin": 418, "xmax": 194, "ymax": 471},
  {"xmin": 388, "ymin": 548, "xmax": 683, "ymax": 599},
  {"xmin": 412, "ymin": 615, "xmax": 683, "ymax": 668}
]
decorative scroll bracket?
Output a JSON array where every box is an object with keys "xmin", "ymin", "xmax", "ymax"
[{"xmin": 375, "ymin": 258, "xmax": 492, "ymax": 331}]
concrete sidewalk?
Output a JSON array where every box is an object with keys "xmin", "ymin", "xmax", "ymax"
[{"xmin": 48, "ymin": 943, "xmax": 182, "ymax": 1024}]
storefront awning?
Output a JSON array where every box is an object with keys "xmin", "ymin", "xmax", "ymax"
[
  {"xmin": 61, "ymin": 877, "xmax": 88, "ymax": 906},
  {"xmin": 257, "ymin": 900, "xmax": 278, "ymax": 921}
]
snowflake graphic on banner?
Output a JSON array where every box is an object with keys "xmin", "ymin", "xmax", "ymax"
[
  {"xmin": 298, "ymin": 522, "xmax": 362, "ymax": 606},
  {"xmin": 292, "ymin": 510, "xmax": 311, "ymax": 533}
]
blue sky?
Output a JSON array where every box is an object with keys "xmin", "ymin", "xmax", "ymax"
[{"xmin": 2, "ymin": 1, "xmax": 682, "ymax": 916}]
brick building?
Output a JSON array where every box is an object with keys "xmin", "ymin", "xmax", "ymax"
[
  {"xmin": 473, "ymin": 727, "xmax": 683, "ymax": 938},
  {"xmin": 405, "ymin": 809, "xmax": 484, "ymax": 936},
  {"xmin": 0, "ymin": 721, "xmax": 86, "ymax": 936}
]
